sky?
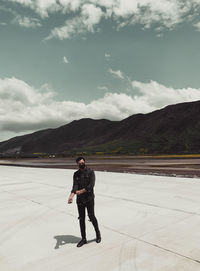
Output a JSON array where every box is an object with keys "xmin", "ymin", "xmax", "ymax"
[{"xmin": 1, "ymin": 0, "xmax": 200, "ymax": 141}]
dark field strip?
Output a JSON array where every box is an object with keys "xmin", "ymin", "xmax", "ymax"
[{"xmin": 1, "ymin": 156, "xmax": 200, "ymax": 178}]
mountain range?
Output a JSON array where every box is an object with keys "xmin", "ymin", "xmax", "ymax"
[{"xmin": 0, "ymin": 100, "xmax": 200, "ymax": 156}]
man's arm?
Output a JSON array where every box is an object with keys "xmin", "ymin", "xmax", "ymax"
[
  {"xmin": 68, "ymin": 192, "xmax": 75, "ymax": 203},
  {"xmin": 76, "ymin": 188, "xmax": 86, "ymax": 195},
  {"xmin": 68, "ymin": 173, "xmax": 78, "ymax": 204},
  {"xmin": 86, "ymin": 170, "xmax": 95, "ymax": 192}
]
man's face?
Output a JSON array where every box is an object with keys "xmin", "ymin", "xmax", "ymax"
[{"xmin": 77, "ymin": 159, "xmax": 85, "ymax": 169}]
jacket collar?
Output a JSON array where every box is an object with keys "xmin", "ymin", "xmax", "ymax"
[{"xmin": 78, "ymin": 165, "xmax": 88, "ymax": 173}]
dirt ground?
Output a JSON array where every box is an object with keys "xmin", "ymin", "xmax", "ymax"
[{"xmin": 1, "ymin": 156, "xmax": 200, "ymax": 178}]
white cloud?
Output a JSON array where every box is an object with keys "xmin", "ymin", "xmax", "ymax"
[
  {"xmin": 5, "ymin": 0, "xmax": 33, "ymax": 6},
  {"xmin": 97, "ymin": 86, "xmax": 109, "ymax": 91},
  {"xmin": 105, "ymin": 53, "xmax": 111, "ymax": 61},
  {"xmin": 45, "ymin": 16, "xmax": 85, "ymax": 40},
  {"xmin": 59, "ymin": 0, "xmax": 82, "ymax": 12},
  {"xmin": 81, "ymin": 3, "xmax": 103, "ymax": 31},
  {"xmin": 13, "ymin": 15, "xmax": 42, "ymax": 28},
  {"xmin": 113, "ymin": 0, "xmax": 186, "ymax": 29},
  {"xmin": 63, "ymin": 56, "xmax": 70, "ymax": 64},
  {"xmin": 6, "ymin": 0, "xmax": 60, "ymax": 18},
  {"xmin": 45, "ymin": 3, "xmax": 103, "ymax": 40},
  {"xmin": 108, "ymin": 68, "xmax": 125, "ymax": 79},
  {"xmin": 6, "ymin": 0, "xmax": 200, "ymax": 39},
  {"xmin": 1, "ymin": 77, "xmax": 200, "ymax": 141},
  {"xmin": 132, "ymin": 80, "xmax": 200, "ymax": 108},
  {"xmin": 0, "ymin": 5, "xmax": 42, "ymax": 28},
  {"xmin": 193, "ymin": 21, "xmax": 200, "ymax": 31}
]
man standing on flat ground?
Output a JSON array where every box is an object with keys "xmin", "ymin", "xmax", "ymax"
[{"xmin": 68, "ymin": 157, "xmax": 101, "ymax": 247}]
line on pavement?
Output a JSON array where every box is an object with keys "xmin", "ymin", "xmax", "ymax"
[
  {"xmin": 98, "ymin": 193, "xmax": 200, "ymax": 216},
  {"xmin": 2, "ymin": 188, "xmax": 200, "ymax": 265}
]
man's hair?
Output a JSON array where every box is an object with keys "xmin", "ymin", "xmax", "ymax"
[{"xmin": 76, "ymin": 156, "xmax": 85, "ymax": 163}]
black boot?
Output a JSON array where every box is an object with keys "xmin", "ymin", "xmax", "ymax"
[
  {"xmin": 77, "ymin": 238, "xmax": 87, "ymax": 247},
  {"xmin": 96, "ymin": 231, "xmax": 101, "ymax": 243}
]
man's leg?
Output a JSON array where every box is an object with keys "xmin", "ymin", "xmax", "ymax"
[
  {"xmin": 76, "ymin": 203, "xmax": 87, "ymax": 247},
  {"xmin": 77, "ymin": 203, "xmax": 86, "ymax": 239},
  {"xmin": 86, "ymin": 199, "xmax": 101, "ymax": 242}
]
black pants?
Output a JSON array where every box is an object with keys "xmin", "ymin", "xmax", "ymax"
[{"xmin": 77, "ymin": 198, "xmax": 100, "ymax": 239}]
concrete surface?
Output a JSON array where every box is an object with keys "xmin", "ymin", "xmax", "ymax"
[{"xmin": 0, "ymin": 165, "xmax": 200, "ymax": 271}]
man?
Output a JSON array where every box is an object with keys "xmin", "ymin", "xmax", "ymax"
[{"xmin": 68, "ymin": 157, "xmax": 101, "ymax": 247}]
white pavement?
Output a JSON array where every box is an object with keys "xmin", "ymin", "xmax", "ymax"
[{"xmin": 0, "ymin": 165, "xmax": 200, "ymax": 271}]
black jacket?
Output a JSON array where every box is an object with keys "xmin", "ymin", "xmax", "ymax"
[{"xmin": 71, "ymin": 167, "xmax": 95, "ymax": 204}]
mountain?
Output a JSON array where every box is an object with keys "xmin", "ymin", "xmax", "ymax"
[{"xmin": 0, "ymin": 100, "xmax": 200, "ymax": 156}]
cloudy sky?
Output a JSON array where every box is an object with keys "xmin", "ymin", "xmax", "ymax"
[{"xmin": 1, "ymin": 0, "xmax": 200, "ymax": 141}]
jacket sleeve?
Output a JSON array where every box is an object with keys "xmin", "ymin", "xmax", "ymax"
[
  {"xmin": 85, "ymin": 170, "xmax": 95, "ymax": 192},
  {"xmin": 71, "ymin": 173, "xmax": 78, "ymax": 194}
]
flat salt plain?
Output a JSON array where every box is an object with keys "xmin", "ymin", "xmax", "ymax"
[{"xmin": 1, "ymin": 165, "xmax": 200, "ymax": 271}]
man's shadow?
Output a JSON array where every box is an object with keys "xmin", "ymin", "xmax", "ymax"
[{"xmin": 54, "ymin": 235, "xmax": 96, "ymax": 249}]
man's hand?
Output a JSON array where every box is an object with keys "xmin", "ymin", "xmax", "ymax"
[
  {"xmin": 68, "ymin": 192, "xmax": 75, "ymax": 204},
  {"xmin": 76, "ymin": 189, "xmax": 86, "ymax": 195}
]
